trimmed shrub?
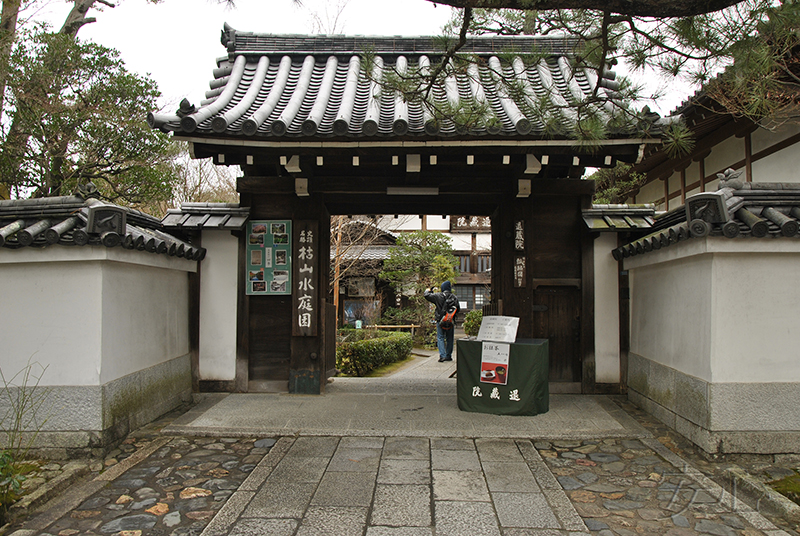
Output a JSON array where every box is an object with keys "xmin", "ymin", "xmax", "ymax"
[
  {"xmin": 463, "ymin": 309, "xmax": 483, "ymax": 337},
  {"xmin": 336, "ymin": 330, "xmax": 413, "ymax": 377}
]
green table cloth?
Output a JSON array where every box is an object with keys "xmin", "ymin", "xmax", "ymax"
[{"xmin": 456, "ymin": 338, "xmax": 549, "ymax": 416}]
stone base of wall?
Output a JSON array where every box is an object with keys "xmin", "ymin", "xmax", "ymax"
[
  {"xmin": 0, "ymin": 354, "xmax": 192, "ymax": 459},
  {"xmin": 628, "ymin": 353, "xmax": 800, "ymax": 454}
]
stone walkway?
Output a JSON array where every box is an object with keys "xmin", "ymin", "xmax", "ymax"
[{"xmin": 6, "ymin": 349, "xmax": 799, "ymax": 536}]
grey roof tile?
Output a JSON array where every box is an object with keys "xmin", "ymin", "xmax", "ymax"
[
  {"xmin": 161, "ymin": 203, "xmax": 250, "ymax": 231},
  {"xmin": 612, "ymin": 183, "xmax": 800, "ymax": 260},
  {"xmin": 0, "ymin": 196, "xmax": 204, "ymax": 259},
  {"xmin": 149, "ymin": 30, "xmax": 641, "ymax": 141}
]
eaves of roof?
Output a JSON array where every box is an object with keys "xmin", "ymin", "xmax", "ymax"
[
  {"xmin": 0, "ymin": 196, "xmax": 205, "ymax": 260},
  {"xmin": 162, "ymin": 203, "xmax": 250, "ymax": 231},
  {"xmin": 333, "ymin": 244, "xmax": 393, "ymax": 261},
  {"xmin": 611, "ymin": 180, "xmax": 800, "ymax": 260},
  {"xmin": 582, "ymin": 204, "xmax": 656, "ymax": 231},
  {"xmin": 149, "ymin": 29, "xmax": 658, "ymax": 145}
]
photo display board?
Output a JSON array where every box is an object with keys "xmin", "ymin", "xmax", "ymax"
[{"xmin": 246, "ymin": 220, "xmax": 292, "ymax": 295}]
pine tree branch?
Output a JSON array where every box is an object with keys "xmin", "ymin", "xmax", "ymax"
[{"xmin": 426, "ymin": 0, "xmax": 745, "ymax": 18}]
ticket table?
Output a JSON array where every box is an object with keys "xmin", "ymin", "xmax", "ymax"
[{"xmin": 456, "ymin": 338, "xmax": 549, "ymax": 416}]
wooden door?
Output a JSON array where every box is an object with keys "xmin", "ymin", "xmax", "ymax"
[
  {"xmin": 531, "ymin": 286, "xmax": 581, "ymax": 382},
  {"xmin": 248, "ymin": 295, "xmax": 291, "ymax": 391}
]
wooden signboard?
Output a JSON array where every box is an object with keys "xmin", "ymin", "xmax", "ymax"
[
  {"xmin": 293, "ymin": 220, "xmax": 318, "ymax": 336},
  {"xmin": 246, "ymin": 220, "xmax": 292, "ymax": 295}
]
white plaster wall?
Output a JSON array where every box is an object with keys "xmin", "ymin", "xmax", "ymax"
[
  {"xmin": 593, "ymin": 233, "xmax": 620, "ymax": 383},
  {"xmin": 0, "ymin": 256, "xmax": 103, "ymax": 386},
  {"xmin": 636, "ymin": 180, "xmax": 664, "ymax": 207},
  {"xmin": 100, "ymin": 260, "xmax": 190, "ymax": 384},
  {"xmin": 198, "ymin": 231, "xmax": 239, "ymax": 381},
  {"xmin": 752, "ymin": 144, "xmax": 800, "ymax": 183},
  {"xmin": 427, "ymin": 216, "xmax": 450, "ymax": 231},
  {"xmin": 0, "ymin": 247, "xmax": 195, "ymax": 387},
  {"xmin": 628, "ymin": 251, "xmax": 713, "ymax": 382},
  {"xmin": 627, "ymin": 238, "xmax": 800, "ymax": 384},
  {"xmin": 710, "ymin": 252, "xmax": 800, "ymax": 382},
  {"xmin": 751, "ymin": 123, "xmax": 800, "ymax": 154},
  {"xmin": 705, "ymin": 136, "xmax": 744, "ymax": 176}
]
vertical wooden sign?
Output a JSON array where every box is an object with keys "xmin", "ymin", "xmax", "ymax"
[
  {"xmin": 514, "ymin": 256, "xmax": 526, "ymax": 288},
  {"xmin": 514, "ymin": 220, "xmax": 525, "ymax": 287},
  {"xmin": 514, "ymin": 220, "xmax": 524, "ymax": 251},
  {"xmin": 293, "ymin": 220, "xmax": 318, "ymax": 336}
]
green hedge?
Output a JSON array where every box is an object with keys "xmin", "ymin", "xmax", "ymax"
[{"xmin": 336, "ymin": 330, "xmax": 413, "ymax": 377}]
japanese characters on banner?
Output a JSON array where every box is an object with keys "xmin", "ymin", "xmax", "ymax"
[
  {"xmin": 246, "ymin": 221, "xmax": 292, "ymax": 295},
  {"xmin": 473, "ymin": 316, "xmax": 521, "ymax": 403},
  {"xmin": 514, "ymin": 256, "xmax": 526, "ymax": 288},
  {"xmin": 514, "ymin": 220, "xmax": 525, "ymax": 288},
  {"xmin": 514, "ymin": 220, "xmax": 524, "ymax": 250},
  {"xmin": 293, "ymin": 221, "xmax": 318, "ymax": 336}
]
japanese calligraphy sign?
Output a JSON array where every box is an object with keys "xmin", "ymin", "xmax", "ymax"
[
  {"xmin": 246, "ymin": 220, "xmax": 292, "ymax": 295},
  {"xmin": 476, "ymin": 315, "xmax": 519, "ymax": 344},
  {"xmin": 480, "ymin": 341, "xmax": 510, "ymax": 385},
  {"xmin": 451, "ymin": 215, "xmax": 492, "ymax": 233},
  {"xmin": 292, "ymin": 220, "xmax": 318, "ymax": 336},
  {"xmin": 514, "ymin": 220, "xmax": 524, "ymax": 250},
  {"xmin": 514, "ymin": 256, "xmax": 526, "ymax": 288}
]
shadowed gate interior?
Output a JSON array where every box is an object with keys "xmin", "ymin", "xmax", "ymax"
[
  {"xmin": 230, "ymin": 164, "xmax": 597, "ymax": 395},
  {"xmin": 154, "ymin": 32, "xmax": 653, "ymax": 395}
]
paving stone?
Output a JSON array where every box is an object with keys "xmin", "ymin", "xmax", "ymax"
[
  {"xmin": 227, "ymin": 518, "xmax": 298, "ymax": 536},
  {"xmin": 482, "ymin": 462, "xmax": 539, "ymax": 492},
  {"xmin": 557, "ymin": 476, "xmax": 584, "ymax": 490},
  {"xmin": 162, "ymin": 511, "xmax": 181, "ymax": 527},
  {"xmin": 311, "ymin": 471, "xmax": 376, "ymax": 507},
  {"xmin": 433, "ymin": 470, "xmax": 491, "ymax": 502},
  {"xmin": 78, "ymin": 497, "xmax": 110, "ymax": 509},
  {"xmin": 576, "ymin": 472, "xmax": 598, "ymax": 484},
  {"xmin": 431, "ymin": 449, "xmax": 481, "ymax": 471},
  {"xmin": 378, "ymin": 459, "xmax": 430, "ymax": 485},
  {"xmin": 328, "ymin": 447, "xmax": 382, "ymax": 472},
  {"xmin": 253, "ymin": 438, "xmax": 277, "ymax": 449},
  {"xmin": 434, "ymin": 500, "xmax": 501, "ymax": 536},
  {"xmin": 475, "ymin": 439, "xmax": 525, "ymax": 462},
  {"xmin": 286, "ymin": 436, "xmax": 340, "ymax": 458},
  {"xmin": 129, "ymin": 498, "xmax": 157, "ymax": 510},
  {"xmin": 430, "ymin": 438, "xmax": 474, "ymax": 451},
  {"xmin": 694, "ymin": 519, "xmax": 737, "ymax": 536},
  {"xmin": 370, "ymin": 484, "xmax": 431, "ymax": 527},
  {"xmin": 98, "ymin": 514, "xmax": 157, "ymax": 533},
  {"xmin": 492, "ymin": 492, "xmax": 560, "ymax": 528},
  {"xmin": 366, "ymin": 527, "xmax": 434, "ymax": 536},
  {"xmin": 671, "ymin": 514, "xmax": 690, "ymax": 527},
  {"xmin": 243, "ymin": 482, "xmax": 317, "ymax": 517},
  {"xmin": 588, "ymin": 453, "xmax": 620, "ymax": 463},
  {"xmin": 383, "ymin": 437, "xmax": 429, "ymax": 460},
  {"xmin": 602, "ymin": 499, "xmax": 645, "ymax": 510},
  {"xmin": 585, "ymin": 518, "xmax": 610, "ymax": 530},
  {"xmin": 297, "ymin": 506, "xmax": 368, "ymax": 536}
]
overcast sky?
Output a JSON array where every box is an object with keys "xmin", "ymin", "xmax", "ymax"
[{"xmin": 33, "ymin": 0, "xmax": 455, "ymax": 111}]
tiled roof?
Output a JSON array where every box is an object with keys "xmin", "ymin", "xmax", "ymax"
[
  {"xmin": 162, "ymin": 203, "xmax": 250, "ymax": 230},
  {"xmin": 0, "ymin": 194, "xmax": 205, "ymax": 260},
  {"xmin": 148, "ymin": 28, "xmax": 641, "ymax": 141},
  {"xmin": 334, "ymin": 244, "xmax": 393, "ymax": 261},
  {"xmin": 612, "ymin": 173, "xmax": 800, "ymax": 260},
  {"xmin": 582, "ymin": 205, "xmax": 656, "ymax": 231}
]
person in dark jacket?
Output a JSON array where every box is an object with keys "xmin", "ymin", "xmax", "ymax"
[{"xmin": 424, "ymin": 281, "xmax": 460, "ymax": 362}]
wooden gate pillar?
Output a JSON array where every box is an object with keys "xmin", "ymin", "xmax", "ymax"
[{"xmin": 289, "ymin": 197, "xmax": 331, "ymax": 394}]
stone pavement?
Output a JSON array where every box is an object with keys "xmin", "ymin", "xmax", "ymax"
[{"xmin": 7, "ymin": 349, "xmax": 799, "ymax": 536}]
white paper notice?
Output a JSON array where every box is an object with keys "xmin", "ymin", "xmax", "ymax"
[{"xmin": 476, "ymin": 316, "xmax": 520, "ymax": 343}]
